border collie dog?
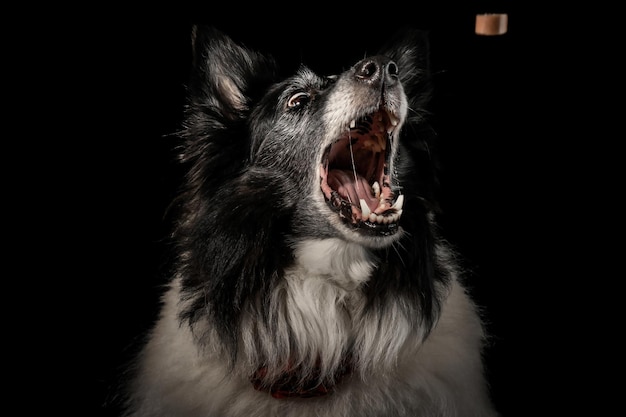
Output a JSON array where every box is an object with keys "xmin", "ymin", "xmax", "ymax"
[{"xmin": 121, "ymin": 25, "xmax": 498, "ymax": 417}]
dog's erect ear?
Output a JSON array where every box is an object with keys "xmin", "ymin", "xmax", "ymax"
[
  {"xmin": 188, "ymin": 26, "xmax": 278, "ymax": 120},
  {"xmin": 377, "ymin": 28, "xmax": 432, "ymax": 112}
]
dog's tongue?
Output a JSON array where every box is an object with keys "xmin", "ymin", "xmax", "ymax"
[{"xmin": 327, "ymin": 169, "xmax": 379, "ymax": 212}]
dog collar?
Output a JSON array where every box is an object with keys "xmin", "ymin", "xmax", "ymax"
[{"xmin": 251, "ymin": 358, "xmax": 353, "ymax": 399}]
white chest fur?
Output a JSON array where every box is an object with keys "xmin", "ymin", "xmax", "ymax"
[
  {"xmin": 290, "ymin": 238, "xmax": 376, "ymax": 290},
  {"xmin": 129, "ymin": 239, "xmax": 497, "ymax": 416}
]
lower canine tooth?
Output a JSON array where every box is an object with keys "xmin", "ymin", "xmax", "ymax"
[{"xmin": 392, "ymin": 194, "xmax": 404, "ymax": 211}]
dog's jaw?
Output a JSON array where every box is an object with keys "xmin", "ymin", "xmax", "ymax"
[{"xmin": 317, "ymin": 82, "xmax": 408, "ymax": 248}]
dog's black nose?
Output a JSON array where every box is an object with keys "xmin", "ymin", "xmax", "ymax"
[{"xmin": 354, "ymin": 56, "xmax": 398, "ymax": 87}]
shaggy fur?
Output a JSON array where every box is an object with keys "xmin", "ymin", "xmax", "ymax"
[{"xmin": 121, "ymin": 25, "xmax": 499, "ymax": 417}]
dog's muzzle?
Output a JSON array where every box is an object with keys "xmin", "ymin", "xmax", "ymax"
[{"xmin": 320, "ymin": 57, "xmax": 404, "ymax": 237}]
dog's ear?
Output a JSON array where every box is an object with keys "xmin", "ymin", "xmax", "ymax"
[
  {"xmin": 377, "ymin": 28, "xmax": 432, "ymax": 113},
  {"xmin": 188, "ymin": 25, "xmax": 278, "ymax": 121}
]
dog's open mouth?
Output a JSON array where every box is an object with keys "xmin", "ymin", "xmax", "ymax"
[{"xmin": 320, "ymin": 108, "xmax": 403, "ymax": 236}]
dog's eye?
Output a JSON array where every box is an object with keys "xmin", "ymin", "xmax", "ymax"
[{"xmin": 287, "ymin": 92, "xmax": 310, "ymax": 108}]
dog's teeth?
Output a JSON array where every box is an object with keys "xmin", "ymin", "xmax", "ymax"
[
  {"xmin": 359, "ymin": 199, "xmax": 371, "ymax": 219},
  {"xmin": 377, "ymin": 200, "xmax": 387, "ymax": 211},
  {"xmin": 391, "ymin": 194, "xmax": 404, "ymax": 211},
  {"xmin": 372, "ymin": 181, "xmax": 380, "ymax": 199},
  {"xmin": 390, "ymin": 117, "xmax": 399, "ymax": 126},
  {"xmin": 361, "ymin": 203, "xmax": 404, "ymax": 224},
  {"xmin": 349, "ymin": 119, "xmax": 356, "ymax": 129}
]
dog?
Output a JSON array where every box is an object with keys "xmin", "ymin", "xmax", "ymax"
[{"xmin": 120, "ymin": 25, "xmax": 499, "ymax": 417}]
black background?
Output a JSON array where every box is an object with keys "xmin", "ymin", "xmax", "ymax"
[{"xmin": 69, "ymin": 3, "xmax": 577, "ymax": 416}]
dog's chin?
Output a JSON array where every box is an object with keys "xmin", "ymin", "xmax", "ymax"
[{"xmin": 342, "ymin": 225, "xmax": 405, "ymax": 249}]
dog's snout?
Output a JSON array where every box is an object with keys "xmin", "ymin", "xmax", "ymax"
[{"xmin": 354, "ymin": 56, "xmax": 398, "ymax": 87}]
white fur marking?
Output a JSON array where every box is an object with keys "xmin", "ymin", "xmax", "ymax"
[{"xmin": 292, "ymin": 238, "xmax": 375, "ymax": 288}]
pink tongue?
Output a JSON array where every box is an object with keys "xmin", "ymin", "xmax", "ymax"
[{"xmin": 327, "ymin": 169, "xmax": 379, "ymax": 212}]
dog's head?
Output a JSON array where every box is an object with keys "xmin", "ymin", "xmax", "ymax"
[
  {"xmin": 180, "ymin": 26, "xmax": 435, "ymax": 250},
  {"xmin": 174, "ymin": 26, "xmax": 445, "ymax": 357}
]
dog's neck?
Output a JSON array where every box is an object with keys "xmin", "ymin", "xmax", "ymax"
[
  {"xmin": 291, "ymin": 238, "xmax": 375, "ymax": 291},
  {"xmin": 246, "ymin": 238, "xmax": 371, "ymax": 398}
]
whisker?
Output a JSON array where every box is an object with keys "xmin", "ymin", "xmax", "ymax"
[
  {"xmin": 390, "ymin": 240, "xmax": 407, "ymax": 268},
  {"xmin": 348, "ymin": 128, "xmax": 359, "ymax": 192}
]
